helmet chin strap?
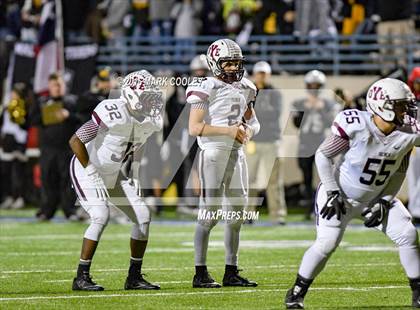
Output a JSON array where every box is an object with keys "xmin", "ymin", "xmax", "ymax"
[
  {"xmin": 220, "ymin": 70, "xmax": 243, "ymax": 83},
  {"xmin": 392, "ymin": 118, "xmax": 402, "ymax": 126},
  {"xmin": 392, "ymin": 114, "xmax": 404, "ymax": 126}
]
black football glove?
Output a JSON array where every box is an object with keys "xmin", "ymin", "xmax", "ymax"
[
  {"xmin": 361, "ymin": 199, "xmax": 390, "ymax": 228},
  {"xmin": 320, "ymin": 190, "xmax": 346, "ymax": 220}
]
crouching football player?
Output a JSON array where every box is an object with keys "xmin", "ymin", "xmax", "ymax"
[
  {"xmin": 285, "ymin": 78, "xmax": 420, "ymax": 309},
  {"xmin": 69, "ymin": 70, "xmax": 163, "ymax": 291}
]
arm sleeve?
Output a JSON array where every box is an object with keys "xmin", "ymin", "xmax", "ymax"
[
  {"xmin": 75, "ymin": 120, "xmax": 99, "ymax": 144},
  {"xmin": 240, "ymin": 77, "xmax": 257, "ymax": 107},
  {"xmin": 315, "ymin": 134, "xmax": 350, "ymax": 192},
  {"xmin": 189, "ymin": 100, "xmax": 208, "ymax": 110},
  {"xmin": 246, "ymin": 112, "xmax": 260, "ymax": 137}
]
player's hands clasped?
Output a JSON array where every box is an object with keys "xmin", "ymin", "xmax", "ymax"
[
  {"xmin": 85, "ymin": 164, "xmax": 110, "ymax": 201},
  {"xmin": 320, "ymin": 190, "xmax": 346, "ymax": 220},
  {"xmin": 361, "ymin": 199, "xmax": 390, "ymax": 228},
  {"xmin": 228, "ymin": 123, "xmax": 248, "ymax": 144}
]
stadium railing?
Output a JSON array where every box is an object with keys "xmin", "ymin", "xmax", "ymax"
[{"xmin": 95, "ymin": 34, "xmax": 420, "ymax": 75}]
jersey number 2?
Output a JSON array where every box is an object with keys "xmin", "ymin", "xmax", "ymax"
[
  {"xmin": 227, "ymin": 104, "xmax": 241, "ymax": 126},
  {"xmin": 359, "ymin": 158, "xmax": 396, "ymax": 186}
]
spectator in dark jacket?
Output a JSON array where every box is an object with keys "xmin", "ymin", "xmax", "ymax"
[
  {"xmin": 291, "ymin": 70, "xmax": 339, "ymax": 216},
  {"xmin": 30, "ymin": 73, "xmax": 79, "ymax": 221},
  {"xmin": 253, "ymin": 0, "xmax": 295, "ymax": 35},
  {"xmin": 76, "ymin": 68, "xmax": 112, "ymax": 124},
  {"xmin": 245, "ymin": 61, "xmax": 287, "ymax": 224},
  {"xmin": 62, "ymin": 0, "xmax": 96, "ymax": 42},
  {"xmin": 201, "ymin": 0, "xmax": 224, "ymax": 35}
]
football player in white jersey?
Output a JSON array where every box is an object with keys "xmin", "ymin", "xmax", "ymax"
[
  {"xmin": 69, "ymin": 70, "xmax": 163, "ymax": 291},
  {"xmin": 187, "ymin": 39, "xmax": 260, "ymax": 288},
  {"xmin": 285, "ymin": 78, "xmax": 420, "ymax": 309}
]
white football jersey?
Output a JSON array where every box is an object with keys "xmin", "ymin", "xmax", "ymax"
[
  {"xmin": 186, "ymin": 77, "xmax": 257, "ymax": 150},
  {"xmin": 332, "ymin": 109, "xmax": 420, "ymax": 203},
  {"xmin": 87, "ymin": 98, "xmax": 162, "ymax": 174}
]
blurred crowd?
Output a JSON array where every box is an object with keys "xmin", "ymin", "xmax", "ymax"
[
  {"xmin": 1, "ymin": 0, "xmax": 420, "ymax": 223},
  {"xmin": 1, "ymin": 0, "xmax": 420, "ymax": 44}
]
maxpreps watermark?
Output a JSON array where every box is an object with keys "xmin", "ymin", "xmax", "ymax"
[{"xmin": 198, "ymin": 210, "xmax": 259, "ymax": 221}]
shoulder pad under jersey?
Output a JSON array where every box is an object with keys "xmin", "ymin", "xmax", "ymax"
[
  {"xmin": 185, "ymin": 77, "xmax": 215, "ymax": 104},
  {"xmin": 331, "ymin": 109, "xmax": 368, "ymax": 140},
  {"xmin": 92, "ymin": 99, "xmax": 128, "ymax": 128}
]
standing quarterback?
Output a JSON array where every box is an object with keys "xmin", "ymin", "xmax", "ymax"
[
  {"xmin": 69, "ymin": 70, "xmax": 163, "ymax": 291},
  {"xmin": 187, "ymin": 38, "xmax": 260, "ymax": 288},
  {"xmin": 285, "ymin": 78, "xmax": 420, "ymax": 309}
]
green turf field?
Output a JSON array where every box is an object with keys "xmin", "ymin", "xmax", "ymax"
[{"xmin": 0, "ymin": 213, "xmax": 417, "ymax": 309}]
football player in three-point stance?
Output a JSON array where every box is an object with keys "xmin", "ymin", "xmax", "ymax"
[
  {"xmin": 69, "ymin": 70, "xmax": 163, "ymax": 291},
  {"xmin": 285, "ymin": 78, "xmax": 420, "ymax": 309},
  {"xmin": 187, "ymin": 39, "xmax": 260, "ymax": 288}
]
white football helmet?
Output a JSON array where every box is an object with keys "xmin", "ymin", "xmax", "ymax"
[
  {"xmin": 366, "ymin": 78, "xmax": 417, "ymax": 125},
  {"xmin": 304, "ymin": 70, "xmax": 326, "ymax": 86},
  {"xmin": 304, "ymin": 70, "xmax": 326, "ymax": 96},
  {"xmin": 190, "ymin": 54, "xmax": 209, "ymax": 72},
  {"xmin": 120, "ymin": 70, "xmax": 163, "ymax": 118},
  {"xmin": 206, "ymin": 38, "xmax": 244, "ymax": 83},
  {"xmin": 253, "ymin": 61, "xmax": 272, "ymax": 75}
]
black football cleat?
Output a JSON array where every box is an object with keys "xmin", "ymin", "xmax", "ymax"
[
  {"xmin": 222, "ymin": 270, "xmax": 258, "ymax": 287},
  {"xmin": 413, "ymin": 290, "xmax": 420, "ymax": 308},
  {"xmin": 124, "ymin": 274, "xmax": 160, "ymax": 290},
  {"xmin": 193, "ymin": 272, "xmax": 222, "ymax": 288},
  {"xmin": 285, "ymin": 288, "xmax": 304, "ymax": 309},
  {"xmin": 72, "ymin": 274, "xmax": 104, "ymax": 291}
]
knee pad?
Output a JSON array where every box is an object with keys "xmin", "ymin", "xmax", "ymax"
[
  {"xmin": 226, "ymin": 212, "xmax": 245, "ymax": 230},
  {"xmin": 314, "ymin": 235, "xmax": 340, "ymax": 256},
  {"xmin": 397, "ymin": 223, "xmax": 419, "ymax": 248},
  {"xmin": 197, "ymin": 217, "xmax": 218, "ymax": 229},
  {"xmin": 131, "ymin": 222, "xmax": 150, "ymax": 241},
  {"xmin": 132, "ymin": 200, "xmax": 151, "ymax": 224},
  {"xmin": 197, "ymin": 198, "xmax": 220, "ymax": 228},
  {"xmin": 84, "ymin": 222, "xmax": 106, "ymax": 241},
  {"xmin": 89, "ymin": 205, "xmax": 110, "ymax": 226},
  {"xmin": 226, "ymin": 219, "xmax": 244, "ymax": 231}
]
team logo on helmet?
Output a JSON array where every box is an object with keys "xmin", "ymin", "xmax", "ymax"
[
  {"xmin": 366, "ymin": 78, "xmax": 417, "ymax": 126},
  {"xmin": 206, "ymin": 38, "xmax": 244, "ymax": 83},
  {"xmin": 121, "ymin": 70, "xmax": 163, "ymax": 118}
]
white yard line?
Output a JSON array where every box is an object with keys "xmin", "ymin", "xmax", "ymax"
[
  {"xmin": 0, "ymin": 223, "xmax": 375, "ymax": 241},
  {"xmin": 1, "ymin": 242, "xmax": 398, "ymax": 257},
  {"xmin": 3, "ymin": 248, "xmax": 194, "ymax": 256},
  {"xmin": 43, "ymin": 279, "xmax": 190, "ymax": 284},
  {"xmin": 0, "ymin": 262, "xmax": 399, "ymax": 274},
  {"xmin": 0, "ymin": 286, "xmax": 408, "ymax": 302},
  {"xmin": 0, "ymin": 231, "xmax": 218, "ymax": 241}
]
